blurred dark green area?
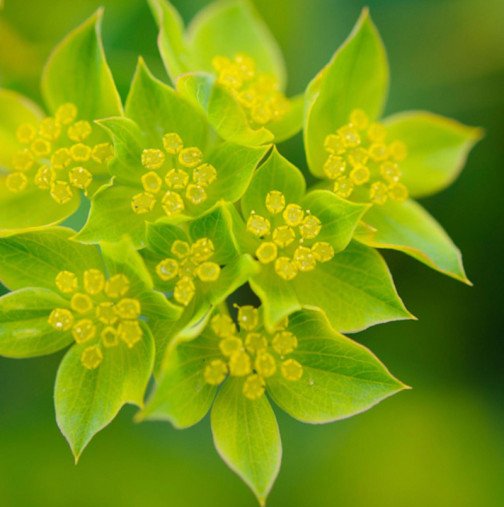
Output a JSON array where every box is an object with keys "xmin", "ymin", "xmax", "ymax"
[{"xmin": 0, "ymin": 0, "xmax": 503, "ymax": 505}]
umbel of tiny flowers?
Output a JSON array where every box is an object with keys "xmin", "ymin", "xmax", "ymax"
[
  {"xmin": 139, "ymin": 305, "xmax": 407, "ymax": 504},
  {"xmin": 0, "ymin": 228, "xmax": 181, "ymax": 460},
  {"xmin": 147, "ymin": 0, "xmax": 304, "ymax": 146},
  {"xmin": 0, "ymin": 10, "xmax": 122, "ymax": 235},
  {"xmin": 139, "ymin": 202, "xmax": 259, "ymax": 369},
  {"xmin": 76, "ymin": 58, "xmax": 269, "ymax": 248},
  {"xmin": 304, "ymin": 9, "xmax": 483, "ymax": 283},
  {"xmin": 230, "ymin": 147, "xmax": 413, "ymax": 332}
]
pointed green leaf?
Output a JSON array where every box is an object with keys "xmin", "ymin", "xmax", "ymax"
[
  {"xmin": 140, "ymin": 326, "xmax": 219, "ymax": 427},
  {"xmin": 357, "ymin": 199, "xmax": 469, "ymax": 283},
  {"xmin": 55, "ymin": 321, "xmax": 154, "ymax": 460},
  {"xmin": 267, "ymin": 309, "xmax": 407, "ymax": 423},
  {"xmin": 0, "ymin": 288, "xmax": 73, "ymax": 358},
  {"xmin": 0, "ymin": 89, "xmax": 44, "ymax": 171},
  {"xmin": 304, "ymin": 9, "xmax": 389, "ymax": 177},
  {"xmin": 383, "ymin": 111, "xmax": 483, "ymax": 197},
  {"xmin": 186, "ymin": 0, "xmax": 286, "ymax": 87},
  {"xmin": 211, "ymin": 377, "xmax": 281, "ymax": 505},
  {"xmin": 241, "ymin": 147, "xmax": 305, "ymax": 217},
  {"xmin": 0, "ymin": 227, "xmax": 102, "ymax": 291},
  {"xmin": 145, "ymin": 220, "xmax": 189, "ymax": 258},
  {"xmin": 42, "ymin": 9, "xmax": 122, "ymax": 119}
]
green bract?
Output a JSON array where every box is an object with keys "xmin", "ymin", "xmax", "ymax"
[{"xmin": 0, "ymin": 3, "xmax": 481, "ymax": 505}]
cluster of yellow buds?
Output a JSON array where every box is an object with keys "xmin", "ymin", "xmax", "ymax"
[
  {"xmin": 48, "ymin": 269, "xmax": 142, "ymax": 369},
  {"xmin": 8, "ymin": 103, "xmax": 114, "ymax": 203},
  {"xmin": 323, "ymin": 109, "xmax": 409, "ymax": 205},
  {"xmin": 132, "ymin": 133, "xmax": 216, "ymax": 217},
  {"xmin": 212, "ymin": 53, "xmax": 290, "ymax": 126},
  {"xmin": 155, "ymin": 237, "xmax": 220, "ymax": 306},
  {"xmin": 246, "ymin": 191, "xmax": 334, "ymax": 280},
  {"xmin": 204, "ymin": 306, "xmax": 303, "ymax": 400}
]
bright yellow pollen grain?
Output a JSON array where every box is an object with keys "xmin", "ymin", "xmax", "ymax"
[
  {"xmin": 174, "ymin": 277, "xmax": 195, "ymax": 306},
  {"xmin": 349, "ymin": 165, "xmax": 370, "ymax": 186},
  {"xmin": 273, "ymin": 225, "xmax": 296, "ymax": 248},
  {"xmin": 256, "ymin": 241, "xmax": 278, "ymax": 264},
  {"xmin": 16, "ymin": 123, "xmax": 36, "ymax": 144},
  {"xmin": 114, "ymin": 298, "xmax": 141, "ymax": 319},
  {"xmin": 72, "ymin": 319, "xmax": 96, "ymax": 344},
  {"xmin": 369, "ymin": 181, "xmax": 389, "ymax": 205},
  {"xmin": 91, "ymin": 143, "xmax": 114, "ymax": 164},
  {"xmin": 389, "ymin": 140, "xmax": 408, "ymax": 161},
  {"xmin": 55, "ymin": 103, "xmax": 78, "ymax": 125},
  {"xmin": 131, "ymin": 192, "xmax": 156, "ymax": 214},
  {"xmin": 349, "ymin": 109, "xmax": 369, "ymax": 130},
  {"xmin": 156, "ymin": 258, "xmax": 179, "ymax": 281},
  {"xmin": 67, "ymin": 120, "xmax": 92, "ymax": 142},
  {"xmin": 12, "ymin": 149, "xmax": 34, "ymax": 172},
  {"xmin": 171, "ymin": 240, "xmax": 191, "ymax": 259},
  {"xmin": 272, "ymin": 330, "xmax": 298, "ymax": 356},
  {"xmin": 50, "ymin": 148, "xmax": 72, "ymax": 169},
  {"xmin": 70, "ymin": 293, "xmax": 94, "ymax": 314},
  {"xmin": 192, "ymin": 163, "xmax": 217, "ymax": 187},
  {"xmin": 368, "ymin": 143, "xmax": 389, "ymax": 162},
  {"xmin": 196, "ymin": 262, "xmax": 221, "ymax": 282},
  {"xmin": 161, "ymin": 190, "xmax": 184, "ymax": 216},
  {"xmin": 141, "ymin": 148, "xmax": 165, "ymax": 169},
  {"xmin": 163, "ymin": 133, "xmax": 184, "ymax": 154},
  {"xmin": 311, "ymin": 242, "xmax": 334, "ymax": 263},
  {"xmin": 367, "ymin": 122, "xmax": 387, "ymax": 143},
  {"xmin": 39, "ymin": 117, "xmax": 61, "ymax": 141},
  {"xmin": 293, "ymin": 246, "xmax": 317, "ymax": 272},
  {"xmin": 211, "ymin": 314, "xmax": 237, "ymax": 337},
  {"xmin": 236, "ymin": 305, "xmax": 258, "ymax": 331},
  {"xmin": 178, "ymin": 147, "xmax": 203, "ymax": 168},
  {"xmin": 118, "ymin": 320, "xmax": 143, "ymax": 348},
  {"xmin": 255, "ymin": 352, "xmax": 277, "ymax": 378},
  {"xmin": 48, "ymin": 308, "xmax": 74, "ymax": 331},
  {"xmin": 70, "ymin": 143, "xmax": 91, "ymax": 162},
  {"xmin": 265, "ymin": 190, "xmax": 286, "ymax": 214},
  {"xmin": 83, "ymin": 269, "xmax": 105, "ymax": 295},
  {"xmin": 348, "ymin": 147, "xmax": 369, "ymax": 167},
  {"xmin": 30, "ymin": 138, "xmax": 52, "ymax": 157},
  {"xmin": 34, "ymin": 165, "xmax": 55, "ymax": 189},
  {"xmin": 245, "ymin": 332, "xmax": 268, "ymax": 353},
  {"xmin": 338, "ymin": 125, "xmax": 361, "ymax": 148},
  {"xmin": 299, "ymin": 215, "xmax": 322, "ymax": 239},
  {"xmin": 283, "ymin": 204, "xmax": 304, "ymax": 226},
  {"xmin": 185, "ymin": 184, "xmax": 207, "ymax": 205},
  {"xmin": 204, "ymin": 358, "xmax": 228, "ymax": 385},
  {"xmin": 69, "ymin": 167, "xmax": 93, "ymax": 190},
  {"xmin": 165, "ymin": 169, "xmax": 189, "ymax": 190},
  {"xmin": 380, "ymin": 161, "xmax": 401, "ymax": 183},
  {"xmin": 219, "ymin": 336, "xmax": 243, "ymax": 357},
  {"xmin": 101, "ymin": 326, "xmax": 119, "ymax": 347},
  {"xmin": 81, "ymin": 345, "xmax": 103, "ymax": 370},
  {"xmin": 104, "ymin": 274, "xmax": 130, "ymax": 299},
  {"xmin": 333, "ymin": 176, "xmax": 354, "ymax": 199},
  {"xmin": 141, "ymin": 171, "xmax": 162, "ymax": 194},
  {"xmin": 324, "ymin": 134, "xmax": 346, "ymax": 155},
  {"xmin": 388, "ymin": 182, "xmax": 409, "ymax": 202},
  {"xmin": 50, "ymin": 181, "xmax": 73, "ymax": 204},
  {"xmin": 246, "ymin": 214, "xmax": 271, "ymax": 237},
  {"xmin": 6, "ymin": 172, "xmax": 28, "ymax": 192},
  {"xmin": 96, "ymin": 302, "xmax": 118, "ymax": 325},
  {"xmin": 242, "ymin": 374, "xmax": 265, "ymax": 400},
  {"xmin": 55, "ymin": 271, "xmax": 78, "ymax": 293},
  {"xmin": 229, "ymin": 349, "xmax": 252, "ymax": 376},
  {"xmin": 323, "ymin": 155, "xmax": 346, "ymax": 179},
  {"xmin": 281, "ymin": 358, "xmax": 303, "ymax": 381},
  {"xmin": 191, "ymin": 238, "xmax": 215, "ymax": 262},
  {"xmin": 274, "ymin": 256, "xmax": 298, "ymax": 280}
]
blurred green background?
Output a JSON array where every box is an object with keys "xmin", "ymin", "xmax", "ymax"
[{"xmin": 1, "ymin": 0, "xmax": 503, "ymax": 505}]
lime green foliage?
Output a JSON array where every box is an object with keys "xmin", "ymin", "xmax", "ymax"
[{"xmin": 0, "ymin": 3, "xmax": 481, "ymax": 504}]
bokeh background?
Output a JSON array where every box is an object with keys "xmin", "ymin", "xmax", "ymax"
[{"xmin": 1, "ymin": 0, "xmax": 503, "ymax": 505}]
